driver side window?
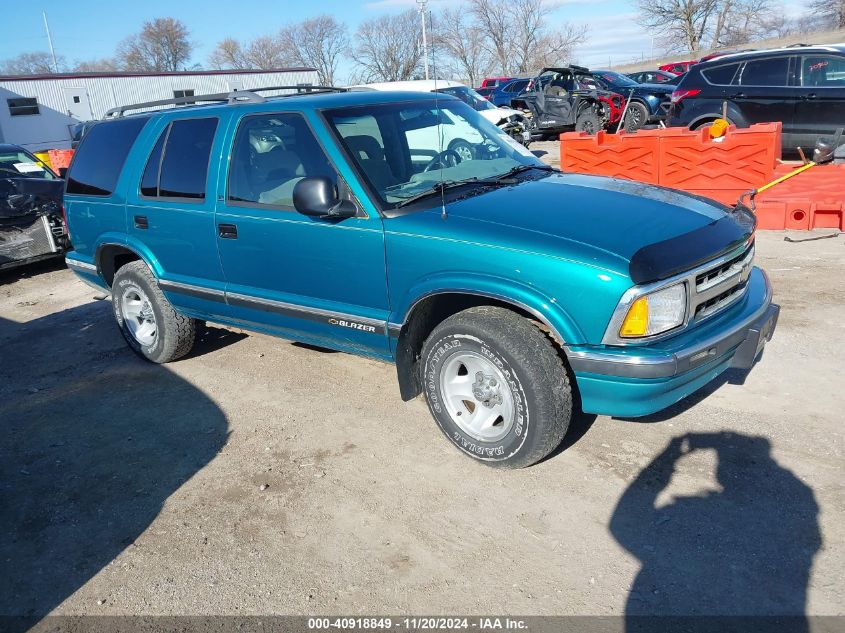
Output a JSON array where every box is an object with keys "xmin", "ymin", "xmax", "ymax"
[{"xmin": 227, "ymin": 113, "xmax": 335, "ymax": 209}]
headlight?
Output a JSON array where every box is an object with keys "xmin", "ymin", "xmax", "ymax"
[{"xmin": 619, "ymin": 283, "xmax": 686, "ymax": 338}]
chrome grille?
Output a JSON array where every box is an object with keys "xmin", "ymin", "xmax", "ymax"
[{"xmin": 691, "ymin": 242, "xmax": 754, "ymax": 321}]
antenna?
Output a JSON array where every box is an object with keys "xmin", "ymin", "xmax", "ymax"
[
  {"xmin": 426, "ymin": 9, "xmax": 447, "ymax": 220},
  {"xmin": 417, "ymin": 0, "xmax": 430, "ymax": 81},
  {"xmin": 42, "ymin": 12, "xmax": 59, "ymax": 73}
]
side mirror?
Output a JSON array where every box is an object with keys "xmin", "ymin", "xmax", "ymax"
[{"xmin": 292, "ymin": 177, "xmax": 356, "ymax": 219}]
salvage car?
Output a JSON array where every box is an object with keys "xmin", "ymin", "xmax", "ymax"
[
  {"xmin": 0, "ymin": 144, "xmax": 69, "ymax": 270},
  {"xmin": 64, "ymin": 87, "xmax": 779, "ymax": 468},
  {"xmin": 516, "ymin": 66, "xmax": 624, "ymax": 138},
  {"xmin": 590, "ymin": 70, "xmax": 674, "ymax": 131}
]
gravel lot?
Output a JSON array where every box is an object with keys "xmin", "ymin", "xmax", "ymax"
[{"xmin": 1, "ymin": 186, "xmax": 842, "ymax": 619}]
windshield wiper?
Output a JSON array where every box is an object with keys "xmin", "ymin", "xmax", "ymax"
[
  {"xmin": 494, "ymin": 164, "xmax": 556, "ymax": 182},
  {"xmin": 394, "ymin": 177, "xmax": 514, "ymax": 208}
]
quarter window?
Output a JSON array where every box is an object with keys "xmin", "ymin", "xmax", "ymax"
[
  {"xmin": 738, "ymin": 57, "xmax": 790, "ymax": 86},
  {"xmin": 801, "ymin": 55, "xmax": 845, "ymax": 87},
  {"xmin": 702, "ymin": 62, "xmax": 741, "ymax": 85},
  {"xmin": 227, "ymin": 113, "xmax": 335, "ymax": 209},
  {"xmin": 66, "ymin": 116, "xmax": 149, "ymax": 196}
]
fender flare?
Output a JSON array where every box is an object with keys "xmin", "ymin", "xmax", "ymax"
[{"xmin": 94, "ymin": 235, "xmax": 163, "ymax": 286}]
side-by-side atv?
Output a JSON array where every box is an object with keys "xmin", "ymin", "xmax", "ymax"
[{"xmin": 513, "ymin": 66, "xmax": 623, "ymax": 139}]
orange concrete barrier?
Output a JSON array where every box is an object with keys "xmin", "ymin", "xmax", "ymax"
[
  {"xmin": 558, "ymin": 123, "xmax": 845, "ymax": 229},
  {"xmin": 48, "ymin": 149, "xmax": 75, "ymax": 171}
]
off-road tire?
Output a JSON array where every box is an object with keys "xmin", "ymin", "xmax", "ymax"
[
  {"xmin": 112, "ymin": 260, "xmax": 196, "ymax": 363},
  {"xmin": 624, "ymin": 101, "xmax": 649, "ymax": 132},
  {"xmin": 575, "ymin": 109, "xmax": 602, "ymax": 135},
  {"xmin": 420, "ymin": 306, "xmax": 572, "ymax": 468}
]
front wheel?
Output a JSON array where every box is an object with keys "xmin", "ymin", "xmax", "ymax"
[{"xmin": 420, "ymin": 306, "xmax": 572, "ymax": 468}]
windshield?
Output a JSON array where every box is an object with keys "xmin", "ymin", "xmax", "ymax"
[
  {"xmin": 434, "ymin": 86, "xmax": 495, "ymax": 111},
  {"xmin": 0, "ymin": 149, "xmax": 56, "ymax": 180},
  {"xmin": 324, "ymin": 99, "xmax": 544, "ymax": 209},
  {"xmin": 596, "ymin": 71, "xmax": 639, "ymax": 88}
]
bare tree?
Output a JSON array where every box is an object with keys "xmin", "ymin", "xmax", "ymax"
[
  {"xmin": 279, "ymin": 16, "xmax": 348, "ymax": 85},
  {"xmin": 635, "ymin": 0, "xmax": 720, "ymax": 53},
  {"xmin": 352, "ymin": 10, "xmax": 423, "ymax": 82},
  {"xmin": 208, "ymin": 38, "xmax": 248, "ymax": 70},
  {"xmin": 117, "ymin": 17, "xmax": 193, "ymax": 72},
  {"xmin": 469, "ymin": 0, "xmax": 586, "ymax": 75},
  {"xmin": 73, "ymin": 58, "xmax": 119, "ymax": 73},
  {"xmin": 810, "ymin": 0, "xmax": 845, "ymax": 27},
  {"xmin": 434, "ymin": 8, "xmax": 493, "ymax": 86},
  {"xmin": 1, "ymin": 52, "xmax": 65, "ymax": 75}
]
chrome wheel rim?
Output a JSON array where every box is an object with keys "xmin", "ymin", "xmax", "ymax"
[
  {"xmin": 439, "ymin": 351, "xmax": 515, "ymax": 442},
  {"xmin": 453, "ymin": 142, "xmax": 473, "ymax": 162},
  {"xmin": 120, "ymin": 285, "xmax": 157, "ymax": 347}
]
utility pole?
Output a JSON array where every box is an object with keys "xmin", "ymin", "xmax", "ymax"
[
  {"xmin": 417, "ymin": 0, "xmax": 430, "ymax": 80},
  {"xmin": 43, "ymin": 11, "xmax": 59, "ymax": 73}
]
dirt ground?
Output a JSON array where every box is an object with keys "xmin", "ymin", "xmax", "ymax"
[{"xmin": 1, "ymin": 219, "xmax": 843, "ymax": 618}]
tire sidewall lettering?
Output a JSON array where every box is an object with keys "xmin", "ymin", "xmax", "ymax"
[{"xmin": 423, "ymin": 333, "xmax": 530, "ymax": 462}]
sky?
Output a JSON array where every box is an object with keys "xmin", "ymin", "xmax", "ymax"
[{"xmin": 1, "ymin": 0, "xmax": 809, "ymax": 79}]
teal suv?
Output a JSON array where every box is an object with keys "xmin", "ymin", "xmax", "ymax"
[{"xmin": 64, "ymin": 87, "xmax": 779, "ymax": 468}]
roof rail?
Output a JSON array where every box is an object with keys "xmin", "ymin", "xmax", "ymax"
[
  {"xmin": 102, "ymin": 85, "xmax": 347, "ymax": 119},
  {"xmin": 103, "ymin": 90, "xmax": 266, "ymax": 119}
]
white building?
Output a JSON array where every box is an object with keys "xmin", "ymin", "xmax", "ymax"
[{"xmin": 0, "ymin": 68, "xmax": 319, "ymax": 151}]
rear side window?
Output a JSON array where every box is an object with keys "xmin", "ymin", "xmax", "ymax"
[
  {"xmin": 702, "ymin": 62, "xmax": 741, "ymax": 85},
  {"xmin": 140, "ymin": 118, "xmax": 218, "ymax": 200},
  {"xmin": 738, "ymin": 57, "xmax": 790, "ymax": 86},
  {"xmin": 66, "ymin": 116, "xmax": 148, "ymax": 196},
  {"xmin": 801, "ymin": 55, "xmax": 845, "ymax": 87}
]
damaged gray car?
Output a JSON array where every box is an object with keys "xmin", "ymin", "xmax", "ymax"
[{"xmin": 0, "ymin": 144, "xmax": 69, "ymax": 270}]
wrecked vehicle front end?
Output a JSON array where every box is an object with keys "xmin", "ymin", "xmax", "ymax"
[{"xmin": 0, "ymin": 175, "xmax": 69, "ymax": 270}]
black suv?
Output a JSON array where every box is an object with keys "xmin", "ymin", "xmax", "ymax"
[{"xmin": 666, "ymin": 44, "xmax": 845, "ymax": 154}]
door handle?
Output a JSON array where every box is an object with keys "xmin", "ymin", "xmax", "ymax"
[
  {"xmin": 218, "ymin": 223, "xmax": 238, "ymax": 239},
  {"xmin": 134, "ymin": 215, "xmax": 148, "ymax": 229},
  {"xmin": 803, "ymin": 93, "xmax": 818, "ymax": 100},
  {"xmin": 730, "ymin": 92, "xmax": 745, "ymax": 99}
]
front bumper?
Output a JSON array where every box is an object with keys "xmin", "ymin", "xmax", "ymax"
[{"xmin": 565, "ymin": 267, "xmax": 778, "ymax": 417}]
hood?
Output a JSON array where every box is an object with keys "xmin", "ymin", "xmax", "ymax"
[
  {"xmin": 390, "ymin": 172, "xmax": 753, "ymax": 284},
  {"xmin": 0, "ymin": 177, "xmax": 64, "ymax": 219},
  {"xmin": 479, "ymin": 107, "xmax": 521, "ymax": 124}
]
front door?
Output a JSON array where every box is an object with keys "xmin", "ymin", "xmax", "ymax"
[
  {"xmin": 214, "ymin": 111, "xmax": 391, "ymax": 357},
  {"xmin": 62, "ymin": 87, "xmax": 92, "ymax": 121},
  {"xmin": 793, "ymin": 53, "xmax": 845, "ymax": 151}
]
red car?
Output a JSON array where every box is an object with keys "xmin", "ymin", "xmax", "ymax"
[
  {"xmin": 659, "ymin": 60, "xmax": 696, "ymax": 75},
  {"xmin": 479, "ymin": 76, "xmax": 514, "ymax": 89}
]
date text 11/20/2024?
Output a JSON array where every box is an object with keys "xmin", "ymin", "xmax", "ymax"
[{"xmin": 308, "ymin": 617, "xmax": 528, "ymax": 630}]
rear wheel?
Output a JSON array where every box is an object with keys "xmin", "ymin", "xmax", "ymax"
[
  {"xmin": 112, "ymin": 260, "xmax": 196, "ymax": 363},
  {"xmin": 420, "ymin": 306, "xmax": 572, "ymax": 468},
  {"xmin": 575, "ymin": 109, "xmax": 602, "ymax": 135},
  {"xmin": 624, "ymin": 101, "xmax": 649, "ymax": 132}
]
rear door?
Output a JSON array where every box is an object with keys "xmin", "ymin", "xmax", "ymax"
[
  {"xmin": 124, "ymin": 114, "xmax": 228, "ymax": 313},
  {"xmin": 213, "ymin": 111, "xmax": 391, "ymax": 356},
  {"xmin": 732, "ymin": 55, "xmax": 797, "ymax": 140},
  {"xmin": 793, "ymin": 53, "xmax": 845, "ymax": 150}
]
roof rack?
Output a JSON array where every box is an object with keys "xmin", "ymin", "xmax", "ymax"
[{"xmin": 102, "ymin": 85, "xmax": 347, "ymax": 119}]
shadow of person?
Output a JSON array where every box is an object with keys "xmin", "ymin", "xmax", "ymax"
[
  {"xmin": 0, "ymin": 302, "xmax": 229, "ymax": 629},
  {"xmin": 610, "ymin": 432, "xmax": 821, "ymax": 632}
]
